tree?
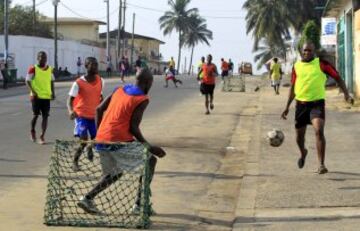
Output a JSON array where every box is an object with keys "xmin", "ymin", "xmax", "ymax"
[
  {"xmin": 253, "ymin": 38, "xmax": 287, "ymax": 70},
  {"xmin": 0, "ymin": 5, "xmax": 52, "ymax": 38},
  {"xmin": 159, "ymin": 0, "xmax": 198, "ymax": 73},
  {"xmin": 183, "ymin": 13, "xmax": 212, "ymax": 74},
  {"xmin": 298, "ymin": 20, "xmax": 321, "ymax": 51}
]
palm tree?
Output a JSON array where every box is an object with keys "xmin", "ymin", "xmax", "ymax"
[
  {"xmin": 253, "ymin": 38, "xmax": 287, "ymax": 70},
  {"xmin": 243, "ymin": 0, "xmax": 291, "ymax": 50},
  {"xmin": 183, "ymin": 14, "xmax": 213, "ymax": 74},
  {"xmin": 159, "ymin": 0, "xmax": 198, "ymax": 73}
]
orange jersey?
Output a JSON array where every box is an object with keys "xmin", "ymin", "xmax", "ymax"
[
  {"xmin": 221, "ymin": 61, "xmax": 229, "ymax": 71},
  {"xmin": 96, "ymin": 87, "xmax": 149, "ymax": 143},
  {"xmin": 73, "ymin": 75, "xmax": 102, "ymax": 119},
  {"xmin": 201, "ymin": 63, "xmax": 217, "ymax": 85}
]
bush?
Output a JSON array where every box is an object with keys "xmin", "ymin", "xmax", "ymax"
[{"xmin": 298, "ymin": 20, "xmax": 321, "ymax": 51}]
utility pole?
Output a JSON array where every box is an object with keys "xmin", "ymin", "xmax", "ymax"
[
  {"xmin": 117, "ymin": 0, "xmax": 122, "ymax": 63},
  {"xmin": 104, "ymin": 0, "xmax": 110, "ymax": 63},
  {"xmin": 131, "ymin": 13, "xmax": 135, "ymax": 67},
  {"xmin": 52, "ymin": 0, "xmax": 59, "ymax": 72},
  {"xmin": 4, "ymin": 0, "xmax": 9, "ymax": 65},
  {"xmin": 33, "ymin": 0, "xmax": 36, "ymax": 35},
  {"xmin": 122, "ymin": 0, "xmax": 126, "ymax": 57}
]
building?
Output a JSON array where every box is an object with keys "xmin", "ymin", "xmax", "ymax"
[
  {"xmin": 42, "ymin": 17, "xmax": 106, "ymax": 45},
  {"xmin": 323, "ymin": 0, "xmax": 360, "ymax": 97},
  {"xmin": 99, "ymin": 30, "xmax": 165, "ymax": 73}
]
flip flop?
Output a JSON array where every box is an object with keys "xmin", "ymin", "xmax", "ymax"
[{"xmin": 297, "ymin": 149, "xmax": 308, "ymax": 169}]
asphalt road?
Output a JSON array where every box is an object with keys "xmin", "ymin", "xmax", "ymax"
[{"xmin": 0, "ymin": 75, "xmax": 199, "ymax": 191}]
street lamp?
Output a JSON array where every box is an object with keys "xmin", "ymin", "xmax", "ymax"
[
  {"xmin": 52, "ymin": 0, "xmax": 60, "ymax": 72},
  {"xmin": 4, "ymin": 0, "xmax": 9, "ymax": 65}
]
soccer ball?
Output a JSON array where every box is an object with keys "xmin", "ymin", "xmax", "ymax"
[{"xmin": 267, "ymin": 129, "xmax": 285, "ymax": 147}]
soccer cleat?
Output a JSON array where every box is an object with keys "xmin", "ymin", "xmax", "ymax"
[{"xmin": 78, "ymin": 196, "xmax": 102, "ymax": 215}]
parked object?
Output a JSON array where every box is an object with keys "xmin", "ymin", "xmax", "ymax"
[{"xmin": 239, "ymin": 62, "xmax": 253, "ymax": 75}]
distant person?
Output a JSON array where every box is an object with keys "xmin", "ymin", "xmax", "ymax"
[
  {"xmin": 228, "ymin": 59, "xmax": 234, "ymax": 75},
  {"xmin": 77, "ymin": 57, "xmax": 82, "ymax": 76},
  {"xmin": 135, "ymin": 56, "xmax": 142, "ymax": 75},
  {"xmin": 220, "ymin": 58, "xmax": 229, "ymax": 81},
  {"xmin": 1, "ymin": 63, "xmax": 9, "ymax": 89},
  {"xmin": 26, "ymin": 51, "xmax": 55, "ymax": 144},
  {"xmin": 67, "ymin": 57, "xmax": 104, "ymax": 172},
  {"xmin": 281, "ymin": 41, "xmax": 354, "ymax": 174},
  {"xmin": 269, "ymin": 58, "xmax": 282, "ymax": 95},
  {"xmin": 164, "ymin": 65, "xmax": 182, "ymax": 88},
  {"xmin": 120, "ymin": 56, "xmax": 126, "ymax": 83},
  {"xmin": 197, "ymin": 56, "xmax": 206, "ymax": 94},
  {"xmin": 106, "ymin": 60, "xmax": 112, "ymax": 77},
  {"xmin": 198, "ymin": 54, "xmax": 218, "ymax": 115},
  {"xmin": 169, "ymin": 57, "xmax": 175, "ymax": 69},
  {"xmin": 77, "ymin": 68, "xmax": 166, "ymax": 215},
  {"xmin": 64, "ymin": 67, "xmax": 71, "ymax": 76}
]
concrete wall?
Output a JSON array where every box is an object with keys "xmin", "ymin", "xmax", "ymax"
[
  {"xmin": 0, "ymin": 35, "xmax": 108, "ymax": 79},
  {"xmin": 55, "ymin": 24, "xmax": 100, "ymax": 42}
]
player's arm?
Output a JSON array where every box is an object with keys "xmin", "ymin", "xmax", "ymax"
[
  {"xmin": 321, "ymin": 60, "xmax": 354, "ymax": 104},
  {"xmin": 281, "ymin": 67, "xmax": 296, "ymax": 120},
  {"xmin": 130, "ymin": 100, "xmax": 166, "ymax": 158},
  {"xmin": 25, "ymin": 66, "xmax": 37, "ymax": 98},
  {"xmin": 67, "ymin": 96, "xmax": 77, "ymax": 120},
  {"xmin": 96, "ymin": 94, "xmax": 112, "ymax": 128}
]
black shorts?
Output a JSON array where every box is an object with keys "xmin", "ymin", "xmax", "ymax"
[
  {"xmin": 295, "ymin": 100, "xmax": 325, "ymax": 129},
  {"xmin": 200, "ymin": 83, "xmax": 215, "ymax": 95},
  {"xmin": 31, "ymin": 98, "xmax": 50, "ymax": 116},
  {"xmin": 221, "ymin": 70, "xmax": 229, "ymax": 77}
]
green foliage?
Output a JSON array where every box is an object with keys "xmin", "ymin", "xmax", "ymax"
[
  {"xmin": 0, "ymin": 5, "xmax": 52, "ymax": 38},
  {"xmin": 298, "ymin": 20, "xmax": 321, "ymax": 51}
]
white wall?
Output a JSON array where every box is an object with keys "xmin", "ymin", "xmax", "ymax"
[{"xmin": 0, "ymin": 35, "xmax": 107, "ymax": 79}]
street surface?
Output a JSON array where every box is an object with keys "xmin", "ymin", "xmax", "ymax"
[{"xmin": 1, "ymin": 75, "xmax": 360, "ymax": 230}]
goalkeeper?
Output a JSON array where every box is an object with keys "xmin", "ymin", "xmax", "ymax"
[{"xmin": 77, "ymin": 68, "xmax": 166, "ymax": 214}]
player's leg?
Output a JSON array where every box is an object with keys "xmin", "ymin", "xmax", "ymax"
[
  {"xmin": 295, "ymin": 103, "xmax": 309, "ymax": 168},
  {"xmin": 209, "ymin": 85, "xmax": 215, "ymax": 110},
  {"xmin": 30, "ymin": 98, "xmax": 41, "ymax": 142},
  {"xmin": 39, "ymin": 99, "xmax": 50, "ymax": 144}
]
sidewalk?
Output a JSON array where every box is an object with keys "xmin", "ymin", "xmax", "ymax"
[
  {"xmin": 233, "ymin": 81, "xmax": 360, "ymax": 231},
  {"xmin": 1, "ymin": 77, "xmax": 360, "ymax": 231}
]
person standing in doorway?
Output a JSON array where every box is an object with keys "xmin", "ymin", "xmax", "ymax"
[{"xmin": 26, "ymin": 51, "xmax": 55, "ymax": 144}]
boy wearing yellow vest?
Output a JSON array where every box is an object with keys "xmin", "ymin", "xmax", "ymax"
[
  {"xmin": 269, "ymin": 57, "xmax": 282, "ymax": 95},
  {"xmin": 281, "ymin": 41, "xmax": 353, "ymax": 174},
  {"xmin": 77, "ymin": 68, "xmax": 166, "ymax": 215},
  {"xmin": 67, "ymin": 57, "xmax": 104, "ymax": 172},
  {"xmin": 26, "ymin": 51, "xmax": 55, "ymax": 145}
]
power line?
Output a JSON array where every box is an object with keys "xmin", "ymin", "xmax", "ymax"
[
  {"xmin": 126, "ymin": 2, "xmax": 245, "ymax": 20},
  {"xmin": 59, "ymin": 1, "xmax": 119, "ymax": 21}
]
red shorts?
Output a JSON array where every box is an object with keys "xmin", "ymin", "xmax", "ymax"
[{"xmin": 166, "ymin": 76, "xmax": 175, "ymax": 81}]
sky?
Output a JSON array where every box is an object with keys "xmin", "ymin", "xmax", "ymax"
[{"xmin": 12, "ymin": 0, "xmax": 261, "ymax": 73}]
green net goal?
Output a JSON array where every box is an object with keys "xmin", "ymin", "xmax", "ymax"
[{"xmin": 44, "ymin": 140, "xmax": 152, "ymax": 229}]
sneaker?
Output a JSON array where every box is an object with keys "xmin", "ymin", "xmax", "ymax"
[
  {"xmin": 317, "ymin": 165, "xmax": 328, "ymax": 174},
  {"xmin": 132, "ymin": 204, "xmax": 140, "ymax": 215},
  {"xmin": 30, "ymin": 131, "xmax": 36, "ymax": 142},
  {"xmin": 78, "ymin": 196, "xmax": 102, "ymax": 215}
]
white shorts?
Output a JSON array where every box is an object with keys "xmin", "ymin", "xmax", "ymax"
[
  {"xmin": 271, "ymin": 80, "xmax": 281, "ymax": 86},
  {"xmin": 96, "ymin": 142, "xmax": 147, "ymax": 176}
]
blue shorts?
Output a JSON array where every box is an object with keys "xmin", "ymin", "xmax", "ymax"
[{"xmin": 74, "ymin": 117, "xmax": 97, "ymax": 139}]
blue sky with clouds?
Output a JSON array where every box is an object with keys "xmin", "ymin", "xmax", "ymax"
[{"xmin": 12, "ymin": 0, "xmax": 261, "ymax": 73}]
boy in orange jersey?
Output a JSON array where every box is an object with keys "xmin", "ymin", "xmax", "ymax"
[
  {"xmin": 198, "ymin": 54, "xmax": 218, "ymax": 115},
  {"xmin": 77, "ymin": 68, "xmax": 166, "ymax": 215},
  {"xmin": 67, "ymin": 57, "xmax": 104, "ymax": 172},
  {"xmin": 220, "ymin": 58, "xmax": 229, "ymax": 81}
]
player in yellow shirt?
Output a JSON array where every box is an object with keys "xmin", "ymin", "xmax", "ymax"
[{"xmin": 269, "ymin": 58, "xmax": 282, "ymax": 95}]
